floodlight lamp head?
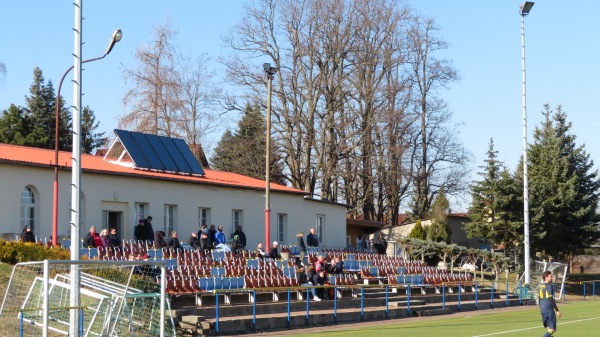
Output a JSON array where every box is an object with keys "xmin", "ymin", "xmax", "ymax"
[
  {"xmin": 105, "ymin": 29, "xmax": 123, "ymax": 56},
  {"xmin": 263, "ymin": 63, "xmax": 278, "ymax": 76},
  {"xmin": 520, "ymin": 2, "xmax": 534, "ymax": 15}
]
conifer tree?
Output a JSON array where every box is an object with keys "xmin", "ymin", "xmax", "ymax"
[
  {"xmin": 81, "ymin": 106, "xmax": 107, "ymax": 154},
  {"xmin": 527, "ymin": 104, "xmax": 600, "ymax": 258},
  {"xmin": 0, "ymin": 105, "xmax": 32, "ymax": 145},
  {"xmin": 210, "ymin": 103, "xmax": 285, "ymax": 184},
  {"xmin": 409, "ymin": 219, "xmax": 426, "ymax": 240},
  {"xmin": 466, "ymin": 139, "xmax": 522, "ymax": 248}
]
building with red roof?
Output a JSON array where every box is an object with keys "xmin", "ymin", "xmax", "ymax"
[{"xmin": 0, "ymin": 143, "xmax": 347, "ymax": 248}]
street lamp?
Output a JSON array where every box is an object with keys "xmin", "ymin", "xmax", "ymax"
[
  {"xmin": 52, "ymin": 29, "xmax": 122, "ymax": 246},
  {"xmin": 519, "ymin": 1, "xmax": 533, "ymax": 285},
  {"xmin": 263, "ymin": 62, "xmax": 278, "ymax": 253}
]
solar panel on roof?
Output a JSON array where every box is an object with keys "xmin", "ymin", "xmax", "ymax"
[
  {"xmin": 109, "ymin": 129, "xmax": 205, "ymax": 176},
  {"xmin": 113, "ymin": 130, "xmax": 152, "ymax": 168},
  {"xmin": 146, "ymin": 134, "xmax": 179, "ymax": 172},
  {"xmin": 173, "ymin": 138, "xmax": 205, "ymax": 175},
  {"xmin": 159, "ymin": 136, "xmax": 193, "ymax": 173},
  {"xmin": 129, "ymin": 132, "xmax": 166, "ymax": 171}
]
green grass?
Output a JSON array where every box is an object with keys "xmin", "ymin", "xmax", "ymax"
[{"xmin": 291, "ymin": 301, "xmax": 600, "ymax": 337}]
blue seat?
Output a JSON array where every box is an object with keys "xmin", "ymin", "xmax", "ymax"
[
  {"xmin": 247, "ymin": 259, "xmax": 259, "ymax": 269},
  {"xmin": 396, "ymin": 267, "xmax": 406, "ymax": 275},
  {"xmin": 289, "ymin": 246, "xmax": 300, "ymax": 255},
  {"xmin": 369, "ymin": 267, "xmax": 378, "ymax": 277},
  {"xmin": 396, "ymin": 275, "xmax": 405, "ymax": 284},
  {"xmin": 358, "ymin": 260, "xmax": 369, "ymax": 268},
  {"xmin": 88, "ymin": 248, "xmax": 98, "ymax": 258},
  {"xmin": 346, "ymin": 254, "xmax": 355, "ymax": 260},
  {"xmin": 80, "ymin": 248, "xmax": 89, "ymax": 257},
  {"xmin": 165, "ymin": 258, "xmax": 177, "ymax": 269},
  {"xmin": 206, "ymin": 277, "xmax": 216, "ymax": 291},
  {"xmin": 210, "ymin": 267, "xmax": 220, "ymax": 277}
]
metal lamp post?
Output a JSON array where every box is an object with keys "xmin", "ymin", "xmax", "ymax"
[
  {"xmin": 263, "ymin": 63, "xmax": 278, "ymax": 253},
  {"xmin": 519, "ymin": 1, "xmax": 534, "ymax": 285},
  {"xmin": 52, "ymin": 29, "xmax": 122, "ymax": 246}
]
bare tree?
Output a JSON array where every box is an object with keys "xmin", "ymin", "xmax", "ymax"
[
  {"xmin": 406, "ymin": 15, "xmax": 469, "ymax": 219},
  {"xmin": 121, "ymin": 22, "xmax": 222, "ymax": 155}
]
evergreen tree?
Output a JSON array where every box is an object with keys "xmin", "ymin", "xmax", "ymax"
[
  {"xmin": 210, "ymin": 103, "xmax": 285, "ymax": 184},
  {"xmin": 427, "ymin": 189, "xmax": 451, "ymax": 242},
  {"xmin": 527, "ymin": 104, "xmax": 600, "ymax": 258},
  {"xmin": 409, "ymin": 219, "xmax": 427, "ymax": 240},
  {"xmin": 466, "ymin": 139, "xmax": 522, "ymax": 248},
  {"xmin": 0, "ymin": 105, "xmax": 33, "ymax": 145},
  {"xmin": 81, "ymin": 106, "xmax": 107, "ymax": 154},
  {"xmin": 22, "ymin": 67, "xmax": 71, "ymax": 150}
]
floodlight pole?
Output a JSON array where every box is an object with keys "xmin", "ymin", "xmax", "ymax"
[
  {"xmin": 520, "ymin": 1, "xmax": 534, "ymax": 285},
  {"xmin": 264, "ymin": 63, "xmax": 277, "ymax": 253},
  {"xmin": 69, "ymin": 1, "xmax": 83, "ymax": 335}
]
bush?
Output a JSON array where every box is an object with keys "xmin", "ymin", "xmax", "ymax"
[{"xmin": 0, "ymin": 239, "xmax": 70, "ymax": 264}]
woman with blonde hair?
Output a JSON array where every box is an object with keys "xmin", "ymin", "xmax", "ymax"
[{"xmin": 99, "ymin": 228, "xmax": 110, "ymax": 247}]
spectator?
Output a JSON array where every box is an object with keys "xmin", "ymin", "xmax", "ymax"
[
  {"xmin": 296, "ymin": 231, "xmax": 307, "ymax": 263},
  {"xmin": 298, "ymin": 266, "xmax": 320, "ymax": 301},
  {"xmin": 82, "ymin": 226, "xmax": 101, "ymax": 248},
  {"xmin": 329, "ymin": 257, "xmax": 344, "ymax": 275},
  {"xmin": 188, "ymin": 232, "xmax": 201, "ymax": 250},
  {"xmin": 356, "ymin": 234, "xmax": 367, "ymax": 252},
  {"xmin": 20, "ymin": 226, "xmax": 35, "ymax": 243},
  {"xmin": 314, "ymin": 255, "xmax": 327, "ymax": 274},
  {"xmin": 108, "ymin": 228, "xmax": 121, "ymax": 247},
  {"xmin": 166, "ymin": 231, "xmax": 182, "ymax": 251},
  {"xmin": 209, "ymin": 225, "xmax": 217, "ymax": 244},
  {"xmin": 231, "ymin": 226, "xmax": 247, "ymax": 249},
  {"xmin": 200, "ymin": 231, "xmax": 214, "ymax": 250},
  {"xmin": 373, "ymin": 233, "xmax": 388, "ymax": 255},
  {"xmin": 312, "ymin": 269, "xmax": 328, "ymax": 301},
  {"xmin": 256, "ymin": 242, "xmax": 267, "ymax": 258},
  {"xmin": 215, "ymin": 226, "xmax": 226, "ymax": 245},
  {"xmin": 307, "ymin": 228, "xmax": 319, "ymax": 247},
  {"xmin": 134, "ymin": 217, "xmax": 154, "ymax": 242},
  {"xmin": 198, "ymin": 223, "xmax": 208, "ymax": 238},
  {"xmin": 269, "ymin": 241, "xmax": 282, "ymax": 259},
  {"xmin": 154, "ymin": 230, "xmax": 167, "ymax": 249},
  {"xmin": 99, "ymin": 228, "xmax": 110, "ymax": 247}
]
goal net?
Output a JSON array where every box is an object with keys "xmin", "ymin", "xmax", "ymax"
[{"xmin": 0, "ymin": 260, "xmax": 175, "ymax": 337}]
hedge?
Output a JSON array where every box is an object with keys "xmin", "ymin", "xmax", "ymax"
[{"xmin": 0, "ymin": 239, "xmax": 71, "ymax": 264}]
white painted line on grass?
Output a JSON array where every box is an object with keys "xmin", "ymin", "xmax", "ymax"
[{"xmin": 472, "ymin": 317, "xmax": 600, "ymax": 337}]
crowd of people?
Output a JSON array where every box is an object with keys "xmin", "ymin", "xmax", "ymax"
[{"xmin": 54, "ymin": 215, "xmax": 388, "ymax": 260}]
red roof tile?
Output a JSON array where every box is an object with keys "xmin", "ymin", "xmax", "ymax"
[{"xmin": 0, "ymin": 144, "xmax": 305, "ymax": 194}]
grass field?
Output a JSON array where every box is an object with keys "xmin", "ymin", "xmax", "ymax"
[{"xmin": 285, "ymin": 301, "xmax": 600, "ymax": 337}]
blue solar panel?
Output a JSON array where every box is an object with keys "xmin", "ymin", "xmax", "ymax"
[
  {"xmin": 146, "ymin": 135, "xmax": 179, "ymax": 172},
  {"xmin": 159, "ymin": 136, "xmax": 193, "ymax": 173},
  {"xmin": 113, "ymin": 129, "xmax": 204, "ymax": 175},
  {"xmin": 113, "ymin": 130, "xmax": 151, "ymax": 168},
  {"xmin": 129, "ymin": 132, "xmax": 166, "ymax": 171},
  {"xmin": 173, "ymin": 138, "xmax": 205, "ymax": 175}
]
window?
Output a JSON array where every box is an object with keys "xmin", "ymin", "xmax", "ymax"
[
  {"xmin": 232, "ymin": 210, "xmax": 243, "ymax": 234},
  {"xmin": 316, "ymin": 215, "xmax": 325, "ymax": 244},
  {"xmin": 20, "ymin": 187, "xmax": 36, "ymax": 231},
  {"xmin": 277, "ymin": 214, "xmax": 287, "ymax": 243},
  {"xmin": 198, "ymin": 207, "xmax": 211, "ymax": 228},
  {"xmin": 135, "ymin": 202, "xmax": 148, "ymax": 223},
  {"xmin": 164, "ymin": 205, "xmax": 177, "ymax": 235}
]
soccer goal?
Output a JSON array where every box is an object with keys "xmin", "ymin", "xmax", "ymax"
[
  {"xmin": 0, "ymin": 260, "xmax": 175, "ymax": 337},
  {"xmin": 532, "ymin": 260, "xmax": 568, "ymax": 300}
]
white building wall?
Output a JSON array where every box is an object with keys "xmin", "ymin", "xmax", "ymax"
[{"xmin": 0, "ymin": 163, "xmax": 346, "ymax": 248}]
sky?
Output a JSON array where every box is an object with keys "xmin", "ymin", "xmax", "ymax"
[{"xmin": 1, "ymin": 1, "xmax": 599, "ymax": 211}]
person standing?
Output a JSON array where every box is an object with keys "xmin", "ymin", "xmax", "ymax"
[
  {"xmin": 356, "ymin": 234, "xmax": 367, "ymax": 252},
  {"xmin": 200, "ymin": 231, "xmax": 214, "ymax": 250},
  {"xmin": 20, "ymin": 226, "xmax": 35, "ymax": 243},
  {"xmin": 143, "ymin": 216, "xmax": 155, "ymax": 241},
  {"xmin": 307, "ymin": 228, "xmax": 319, "ymax": 247},
  {"xmin": 539, "ymin": 271, "xmax": 561, "ymax": 337},
  {"xmin": 209, "ymin": 225, "xmax": 218, "ymax": 245},
  {"xmin": 214, "ymin": 226, "xmax": 226, "ymax": 245},
  {"xmin": 296, "ymin": 232, "xmax": 307, "ymax": 263},
  {"xmin": 373, "ymin": 233, "xmax": 388, "ymax": 255}
]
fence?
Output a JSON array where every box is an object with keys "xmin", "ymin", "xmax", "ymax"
[{"xmin": 0, "ymin": 260, "xmax": 175, "ymax": 337}]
